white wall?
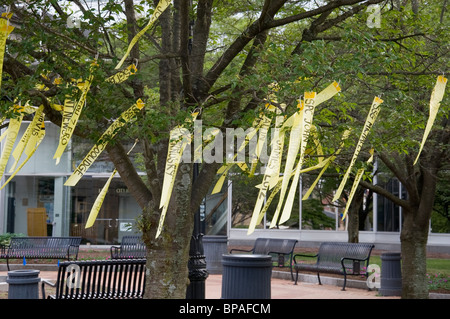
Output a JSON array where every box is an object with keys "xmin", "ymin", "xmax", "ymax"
[{"xmin": 4, "ymin": 121, "xmax": 71, "ymax": 175}]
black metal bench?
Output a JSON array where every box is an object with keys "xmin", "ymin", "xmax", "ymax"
[
  {"xmin": 0, "ymin": 236, "xmax": 81, "ymax": 270},
  {"xmin": 41, "ymin": 259, "xmax": 146, "ymax": 299},
  {"xmin": 230, "ymin": 238, "xmax": 298, "ymax": 280},
  {"xmin": 110, "ymin": 235, "xmax": 146, "ymax": 259},
  {"xmin": 293, "ymin": 242, "xmax": 375, "ymax": 290}
]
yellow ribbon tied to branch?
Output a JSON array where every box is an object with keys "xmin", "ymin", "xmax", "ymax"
[
  {"xmin": 332, "ymin": 96, "xmax": 383, "ymax": 202},
  {"xmin": 106, "ymin": 64, "xmax": 138, "ymax": 84},
  {"xmin": 0, "ymin": 105, "xmax": 24, "ymax": 181},
  {"xmin": 9, "ymin": 104, "xmax": 44, "ymax": 173},
  {"xmin": 211, "ymin": 106, "xmax": 274, "ymax": 195},
  {"xmin": 270, "ymin": 81, "xmax": 341, "ymax": 228},
  {"xmin": 115, "ymin": 0, "xmax": 172, "ymax": 69},
  {"xmin": 53, "ymin": 62, "xmax": 98, "ymax": 164},
  {"xmin": 65, "ymin": 99, "xmax": 145, "ymax": 187},
  {"xmin": 247, "ymin": 109, "xmax": 285, "ymax": 234},
  {"xmin": 278, "ymin": 91, "xmax": 317, "ymax": 225},
  {"xmin": 156, "ymin": 111, "xmax": 199, "ymax": 238},
  {"xmin": 341, "ymin": 149, "xmax": 374, "ymax": 220},
  {"xmin": 0, "ymin": 12, "xmax": 14, "ymax": 90},
  {"xmin": 302, "ymin": 129, "xmax": 352, "ymax": 200},
  {"xmin": 250, "ymin": 145, "xmax": 340, "ymax": 233},
  {"xmin": 413, "ymin": 75, "xmax": 447, "ymax": 165},
  {"xmin": 85, "ymin": 140, "xmax": 138, "ymax": 229},
  {"xmin": 1, "ymin": 122, "xmax": 46, "ymax": 191}
]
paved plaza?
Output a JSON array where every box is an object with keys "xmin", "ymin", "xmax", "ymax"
[{"xmin": 0, "ymin": 267, "xmax": 399, "ymax": 300}]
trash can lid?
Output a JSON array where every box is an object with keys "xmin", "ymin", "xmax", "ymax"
[
  {"xmin": 222, "ymin": 254, "xmax": 272, "ymax": 267},
  {"xmin": 7, "ymin": 269, "xmax": 40, "ymax": 276},
  {"xmin": 381, "ymin": 252, "xmax": 402, "ymax": 260},
  {"xmin": 6, "ymin": 270, "xmax": 41, "ymax": 284}
]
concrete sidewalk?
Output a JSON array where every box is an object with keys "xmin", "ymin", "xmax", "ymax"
[
  {"xmin": 0, "ymin": 266, "xmax": 399, "ymax": 299},
  {"xmin": 207, "ymin": 273, "xmax": 398, "ymax": 299}
]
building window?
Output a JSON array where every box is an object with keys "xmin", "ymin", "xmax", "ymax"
[
  {"xmin": 69, "ymin": 177, "xmax": 141, "ymax": 245},
  {"xmin": 5, "ymin": 176, "xmax": 55, "ymax": 236}
]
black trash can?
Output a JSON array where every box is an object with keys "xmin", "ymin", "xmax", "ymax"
[
  {"xmin": 204, "ymin": 235, "xmax": 228, "ymax": 274},
  {"xmin": 6, "ymin": 269, "xmax": 41, "ymax": 299},
  {"xmin": 380, "ymin": 252, "xmax": 402, "ymax": 296},
  {"xmin": 221, "ymin": 254, "xmax": 272, "ymax": 299}
]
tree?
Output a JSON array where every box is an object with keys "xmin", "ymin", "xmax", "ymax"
[
  {"xmin": 291, "ymin": 0, "xmax": 449, "ymax": 298},
  {"xmin": 1, "ymin": 0, "xmax": 447, "ymax": 299}
]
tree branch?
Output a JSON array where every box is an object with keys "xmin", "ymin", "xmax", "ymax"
[{"xmin": 106, "ymin": 142, "xmax": 152, "ymax": 209}]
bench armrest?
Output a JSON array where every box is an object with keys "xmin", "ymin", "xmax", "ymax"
[
  {"xmin": 110, "ymin": 245, "xmax": 121, "ymax": 258},
  {"xmin": 41, "ymin": 279, "xmax": 56, "ymax": 299},
  {"xmin": 67, "ymin": 244, "xmax": 80, "ymax": 260},
  {"xmin": 340, "ymin": 256, "xmax": 371, "ymax": 275},
  {"xmin": 293, "ymin": 253, "xmax": 317, "ymax": 265}
]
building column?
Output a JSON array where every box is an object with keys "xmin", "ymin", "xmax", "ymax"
[{"xmin": 52, "ymin": 177, "xmax": 65, "ymax": 236}]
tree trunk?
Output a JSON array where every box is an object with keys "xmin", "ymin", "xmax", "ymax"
[
  {"xmin": 400, "ymin": 209, "xmax": 430, "ymax": 299},
  {"xmin": 347, "ymin": 187, "xmax": 365, "ymax": 243},
  {"xmin": 141, "ymin": 163, "xmax": 195, "ymax": 299}
]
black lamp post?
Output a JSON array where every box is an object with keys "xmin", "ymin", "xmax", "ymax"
[
  {"xmin": 186, "ymin": 163, "xmax": 208, "ymax": 299},
  {"xmin": 185, "ymin": 6, "xmax": 208, "ymax": 298}
]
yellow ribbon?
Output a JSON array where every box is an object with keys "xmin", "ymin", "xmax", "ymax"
[
  {"xmin": 0, "ymin": 13, "xmax": 14, "ymax": 90},
  {"xmin": 341, "ymin": 149, "xmax": 374, "ymax": 220},
  {"xmin": 85, "ymin": 170, "xmax": 116, "ymax": 229},
  {"xmin": 53, "ymin": 62, "xmax": 97, "ymax": 163},
  {"xmin": 65, "ymin": 99, "xmax": 145, "ymax": 187},
  {"xmin": 0, "ymin": 122, "xmax": 45, "ymax": 191},
  {"xmin": 278, "ymin": 92, "xmax": 318, "ymax": 225},
  {"xmin": 0, "ymin": 105, "xmax": 24, "ymax": 180},
  {"xmin": 106, "ymin": 64, "xmax": 138, "ymax": 84},
  {"xmin": 413, "ymin": 75, "xmax": 447, "ymax": 165},
  {"xmin": 211, "ymin": 108, "xmax": 274, "ymax": 195},
  {"xmin": 54, "ymin": 97, "xmax": 76, "ymax": 164},
  {"xmin": 85, "ymin": 140, "xmax": 138, "ymax": 229},
  {"xmin": 115, "ymin": 0, "xmax": 172, "ymax": 69},
  {"xmin": 302, "ymin": 129, "xmax": 351, "ymax": 200},
  {"xmin": 332, "ymin": 96, "xmax": 383, "ymax": 202},
  {"xmin": 248, "ymin": 110, "xmax": 285, "ymax": 234},
  {"xmin": 249, "ymin": 114, "xmax": 273, "ymax": 176},
  {"xmin": 156, "ymin": 111, "xmax": 199, "ymax": 238},
  {"xmin": 251, "ymin": 153, "xmax": 336, "ymax": 231},
  {"xmin": 270, "ymin": 81, "xmax": 341, "ymax": 228},
  {"xmin": 9, "ymin": 105, "xmax": 44, "ymax": 172}
]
